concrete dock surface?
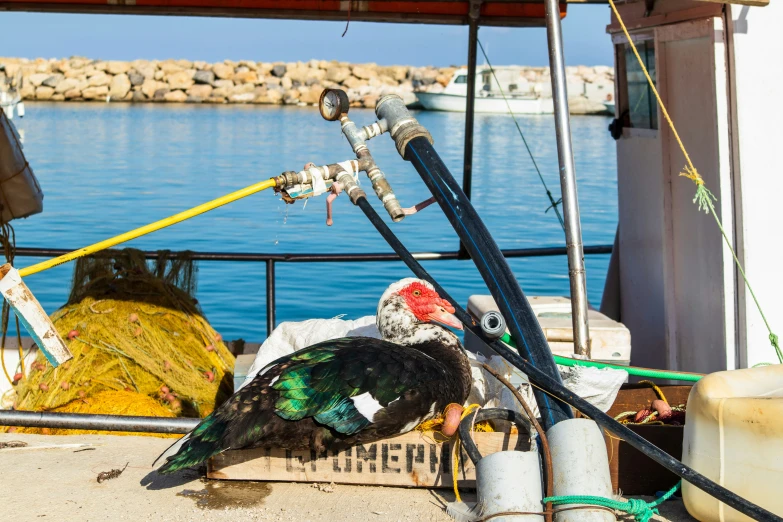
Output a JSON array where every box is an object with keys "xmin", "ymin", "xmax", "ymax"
[{"xmin": 0, "ymin": 433, "xmax": 695, "ymax": 521}]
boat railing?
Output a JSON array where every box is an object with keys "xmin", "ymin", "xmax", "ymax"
[{"xmin": 14, "ymin": 244, "xmax": 613, "ymax": 337}]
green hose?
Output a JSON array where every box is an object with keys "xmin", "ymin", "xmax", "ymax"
[{"xmin": 499, "ymin": 333, "xmax": 703, "ymax": 382}]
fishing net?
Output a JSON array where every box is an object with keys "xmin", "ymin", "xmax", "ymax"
[{"xmin": 3, "ymin": 248, "xmax": 235, "ymax": 436}]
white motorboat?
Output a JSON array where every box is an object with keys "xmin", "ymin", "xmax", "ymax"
[{"xmin": 415, "ymin": 67, "xmax": 554, "ymax": 115}]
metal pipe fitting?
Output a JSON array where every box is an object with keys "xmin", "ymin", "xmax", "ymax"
[
  {"xmin": 480, "ymin": 311, "xmax": 506, "ymax": 340},
  {"xmin": 337, "ymin": 112, "xmax": 405, "ymax": 222},
  {"xmin": 375, "ymin": 94, "xmax": 433, "ymax": 159},
  {"xmin": 365, "ymin": 166, "xmax": 405, "ymax": 222},
  {"xmin": 275, "ymin": 161, "xmax": 366, "ymax": 189},
  {"xmin": 360, "ymin": 119, "xmax": 388, "ymax": 141},
  {"xmin": 340, "ymin": 115, "xmax": 369, "ymax": 155}
]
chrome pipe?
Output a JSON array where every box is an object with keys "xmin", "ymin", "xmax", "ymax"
[
  {"xmin": 544, "ymin": 0, "xmax": 591, "ymax": 358},
  {"xmin": 0, "ymin": 410, "xmax": 198, "ymax": 434}
]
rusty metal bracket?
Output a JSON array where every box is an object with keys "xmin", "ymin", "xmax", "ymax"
[
  {"xmin": 644, "ymin": 0, "xmax": 656, "ymax": 17},
  {"xmin": 468, "ymin": 0, "xmax": 482, "ymax": 21}
]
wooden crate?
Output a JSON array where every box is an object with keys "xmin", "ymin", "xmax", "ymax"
[
  {"xmin": 208, "ymin": 430, "xmax": 527, "ymax": 488},
  {"xmin": 604, "ymin": 384, "xmax": 692, "ymax": 495}
]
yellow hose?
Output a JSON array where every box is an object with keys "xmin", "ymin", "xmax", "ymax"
[{"xmin": 20, "ymin": 178, "xmax": 278, "ymax": 277}]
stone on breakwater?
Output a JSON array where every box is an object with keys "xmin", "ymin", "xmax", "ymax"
[
  {"xmin": 229, "ymin": 92, "xmax": 255, "ymax": 103},
  {"xmin": 110, "ymin": 74, "xmax": 132, "ymax": 99},
  {"xmin": 212, "ymin": 63, "xmax": 234, "ymax": 80},
  {"xmin": 28, "ymin": 73, "xmax": 50, "ymax": 86},
  {"xmin": 106, "ymin": 61, "xmax": 131, "ymax": 75},
  {"xmin": 167, "ymin": 70, "xmax": 194, "ymax": 90},
  {"xmin": 326, "ymin": 66, "xmax": 351, "ymax": 84},
  {"xmin": 89, "ymin": 73, "xmax": 110, "ymax": 87},
  {"xmin": 352, "ymin": 65, "xmax": 377, "ymax": 80},
  {"xmin": 271, "ymin": 64, "xmax": 286, "ymax": 78},
  {"xmin": 42, "ymin": 74, "xmax": 64, "ymax": 88},
  {"xmin": 141, "ymin": 79, "xmax": 163, "ymax": 98},
  {"xmin": 82, "ymin": 86, "xmax": 108, "ymax": 100},
  {"xmin": 35, "ymin": 86, "xmax": 55, "ymax": 100},
  {"xmin": 286, "ymin": 65, "xmax": 309, "ymax": 84},
  {"xmin": 187, "ymin": 84, "xmax": 213, "ymax": 99},
  {"xmin": 193, "ymin": 70, "xmax": 215, "ymax": 85},
  {"xmin": 55, "ymin": 78, "xmax": 80, "ymax": 94},
  {"xmin": 153, "ymin": 88, "xmax": 170, "ymax": 101},
  {"xmin": 213, "ymin": 79, "xmax": 234, "ymax": 89},
  {"xmin": 164, "ymin": 90, "xmax": 188, "ymax": 103},
  {"xmin": 128, "ymin": 71, "xmax": 145, "ymax": 86},
  {"xmin": 234, "ymin": 70, "xmax": 258, "ymax": 84}
]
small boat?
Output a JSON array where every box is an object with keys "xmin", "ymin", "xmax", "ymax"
[
  {"xmin": 415, "ymin": 67, "xmax": 554, "ymax": 115},
  {"xmin": 0, "ymin": 64, "xmax": 25, "ymax": 120},
  {"xmin": 603, "ymin": 93, "xmax": 615, "ymax": 115}
]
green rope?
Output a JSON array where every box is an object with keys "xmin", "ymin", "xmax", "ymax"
[
  {"xmin": 476, "ymin": 38, "xmax": 566, "ymax": 231},
  {"xmin": 543, "ymin": 481, "xmax": 681, "ymax": 522},
  {"xmin": 500, "ymin": 333, "xmax": 704, "ymax": 382},
  {"xmin": 682, "ymin": 167, "xmax": 783, "ymax": 364}
]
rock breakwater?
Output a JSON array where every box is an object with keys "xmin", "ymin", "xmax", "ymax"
[{"xmin": 0, "ymin": 57, "xmax": 614, "ymax": 114}]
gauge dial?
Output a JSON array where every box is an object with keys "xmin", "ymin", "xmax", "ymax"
[{"xmin": 319, "ymin": 89, "xmax": 350, "ymax": 121}]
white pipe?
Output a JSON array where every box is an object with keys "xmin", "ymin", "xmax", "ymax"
[{"xmin": 547, "ymin": 418, "xmax": 616, "ymax": 522}]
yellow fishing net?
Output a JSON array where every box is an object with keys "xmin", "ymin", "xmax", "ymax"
[{"xmin": 2, "ymin": 248, "xmax": 235, "ymax": 436}]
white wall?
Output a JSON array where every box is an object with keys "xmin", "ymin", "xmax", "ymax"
[{"xmin": 730, "ymin": 2, "xmax": 783, "ymax": 367}]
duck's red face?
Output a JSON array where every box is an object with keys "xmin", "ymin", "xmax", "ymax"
[{"xmin": 398, "ymin": 282, "xmax": 462, "ymax": 330}]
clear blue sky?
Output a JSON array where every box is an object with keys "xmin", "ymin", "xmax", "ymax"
[{"xmin": 1, "ymin": 6, "xmax": 612, "ymax": 66}]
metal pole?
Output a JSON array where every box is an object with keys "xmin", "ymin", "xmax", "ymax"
[
  {"xmin": 462, "ymin": 0, "xmax": 481, "ymax": 201},
  {"xmin": 266, "ymin": 259, "xmax": 276, "ymax": 336},
  {"xmin": 0, "ymin": 410, "xmax": 198, "ymax": 434},
  {"xmin": 543, "ymin": 0, "xmax": 591, "ymax": 358},
  {"xmin": 459, "ymin": 0, "xmax": 481, "ymax": 259}
]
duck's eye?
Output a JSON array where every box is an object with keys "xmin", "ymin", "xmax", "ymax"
[{"xmin": 412, "ymin": 289, "xmax": 421, "ymax": 297}]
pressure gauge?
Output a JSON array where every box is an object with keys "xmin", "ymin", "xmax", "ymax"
[{"xmin": 319, "ymin": 89, "xmax": 350, "ymax": 121}]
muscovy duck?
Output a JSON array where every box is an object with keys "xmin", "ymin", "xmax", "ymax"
[{"xmin": 156, "ymin": 278, "xmax": 471, "ymax": 474}]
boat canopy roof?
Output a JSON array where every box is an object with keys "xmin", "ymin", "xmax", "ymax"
[{"xmin": 0, "ymin": 0, "xmax": 578, "ymax": 26}]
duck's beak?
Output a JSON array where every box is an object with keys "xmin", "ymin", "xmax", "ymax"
[{"xmin": 427, "ymin": 300, "xmax": 463, "ymax": 330}]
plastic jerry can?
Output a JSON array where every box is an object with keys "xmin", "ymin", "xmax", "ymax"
[{"xmin": 682, "ymin": 364, "xmax": 783, "ymax": 520}]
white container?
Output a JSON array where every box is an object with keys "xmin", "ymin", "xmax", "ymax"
[
  {"xmin": 682, "ymin": 365, "xmax": 783, "ymax": 521},
  {"xmin": 465, "ymin": 295, "xmax": 632, "ymax": 365},
  {"xmin": 474, "ymin": 451, "xmax": 544, "ymax": 522},
  {"xmin": 547, "ymin": 418, "xmax": 616, "ymax": 522}
]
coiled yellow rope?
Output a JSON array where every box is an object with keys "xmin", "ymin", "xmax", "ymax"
[{"xmin": 414, "ymin": 403, "xmax": 488, "ymax": 503}]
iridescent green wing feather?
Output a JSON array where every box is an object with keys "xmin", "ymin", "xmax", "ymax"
[{"xmin": 271, "ymin": 337, "xmax": 426, "ymax": 435}]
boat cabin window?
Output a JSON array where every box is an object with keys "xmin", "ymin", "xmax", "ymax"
[
  {"xmin": 617, "ymin": 38, "xmax": 658, "ymax": 130},
  {"xmin": 454, "ymin": 75, "xmax": 468, "ymax": 84}
]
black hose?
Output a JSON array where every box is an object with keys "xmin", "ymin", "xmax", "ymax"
[
  {"xmin": 458, "ymin": 408, "xmax": 531, "ymax": 465},
  {"xmin": 403, "ymin": 136, "xmax": 572, "ymax": 430},
  {"xmin": 354, "ymin": 196, "xmax": 782, "ymax": 522}
]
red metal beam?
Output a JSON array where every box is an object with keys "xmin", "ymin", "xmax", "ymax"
[{"xmin": 0, "ymin": 0, "xmax": 567, "ymax": 26}]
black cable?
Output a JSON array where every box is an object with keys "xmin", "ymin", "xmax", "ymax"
[
  {"xmin": 403, "ymin": 137, "xmax": 572, "ymax": 429},
  {"xmin": 354, "ymin": 195, "xmax": 781, "ymax": 522},
  {"xmin": 458, "ymin": 408, "xmax": 530, "ymax": 465}
]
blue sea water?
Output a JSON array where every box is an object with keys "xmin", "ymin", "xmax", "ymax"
[{"xmin": 9, "ymin": 103, "xmax": 617, "ymax": 342}]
